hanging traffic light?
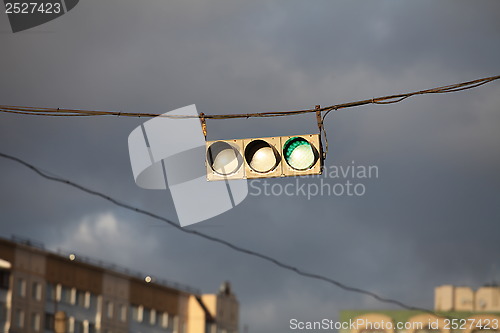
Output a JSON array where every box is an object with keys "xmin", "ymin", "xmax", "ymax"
[{"xmin": 205, "ymin": 134, "xmax": 322, "ymax": 180}]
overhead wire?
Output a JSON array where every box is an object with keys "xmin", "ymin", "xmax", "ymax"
[
  {"xmin": 0, "ymin": 75, "xmax": 499, "ymax": 119},
  {"xmin": 0, "ymin": 151, "xmax": 431, "ymax": 313}
]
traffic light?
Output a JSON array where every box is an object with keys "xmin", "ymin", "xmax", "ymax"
[{"xmin": 206, "ymin": 133, "xmax": 322, "ymax": 180}]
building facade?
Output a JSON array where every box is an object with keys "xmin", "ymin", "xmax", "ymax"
[
  {"xmin": 435, "ymin": 285, "xmax": 500, "ymax": 313},
  {"xmin": 0, "ymin": 236, "xmax": 239, "ymax": 333},
  {"xmin": 340, "ymin": 285, "xmax": 500, "ymax": 333}
]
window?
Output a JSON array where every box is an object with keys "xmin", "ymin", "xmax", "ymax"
[
  {"xmin": 17, "ymin": 278, "xmax": 26, "ymax": 298},
  {"xmin": 143, "ymin": 307, "xmax": 151, "ymax": 325},
  {"xmin": 71, "ymin": 288, "xmax": 76, "ymax": 304},
  {"xmin": 15, "ymin": 309, "xmax": 25, "ymax": 328},
  {"xmin": 85, "ymin": 292, "xmax": 91, "ymax": 308},
  {"xmin": 45, "ymin": 313, "xmax": 55, "ymax": 331},
  {"xmin": 76, "ymin": 290, "xmax": 86, "ymax": 307},
  {"xmin": 74, "ymin": 319, "xmax": 84, "ymax": 333},
  {"xmin": 31, "ymin": 312, "xmax": 41, "ymax": 331},
  {"xmin": 120, "ymin": 304, "xmax": 127, "ymax": 322},
  {"xmin": 32, "ymin": 282, "xmax": 42, "ymax": 301},
  {"xmin": 173, "ymin": 316, "xmax": 179, "ymax": 333},
  {"xmin": 88, "ymin": 322, "xmax": 96, "ymax": 333},
  {"xmin": 150, "ymin": 309, "xmax": 156, "ymax": 326},
  {"xmin": 46, "ymin": 283, "xmax": 56, "ymax": 301},
  {"xmin": 67, "ymin": 316, "xmax": 76, "ymax": 333},
  {"xmin": 88, "ymin": 292, "xmax": 96, "ymax": 309},
  {"xmin": 61, "ymin": 286, "xmax": 72, "ymax": 304},
  {"xmin": 160, "ymin": 312, "xmax": 169, "ymax": 328},
  {"xmin": 0, "ymin": 302, "xmax": 7, "ymax": 324},
  {"xmin": 0, "ymin": 270, "xmax": 9, "ymax": 289},
  {"xmin": 131, "ymin": 305, "xmax": 142, "ymax": 322},
  {"xmin": 106, "ymin": 301, "xmax": 114, "ymax": 319}
]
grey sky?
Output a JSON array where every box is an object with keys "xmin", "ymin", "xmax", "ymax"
[{"xmin": 1, "ymin": 1, "xmax": 500, "ymax": 332}]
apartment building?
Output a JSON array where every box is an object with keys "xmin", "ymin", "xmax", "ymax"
[
  {"xmin": 339, "ymin": 285, "xmax": 500, "ymax": 333},
  {"xmin": 435, "ymin": 284, "xmax": 500, "ymax": 312},
  {"xmin": 0, "ymin": 236, "xmax": 239, "ymax": 333}
]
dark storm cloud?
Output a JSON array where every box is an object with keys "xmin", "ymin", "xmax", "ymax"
[{"xmin": 1, "ymin": 1, "xmax": 500, "ymax": 332}]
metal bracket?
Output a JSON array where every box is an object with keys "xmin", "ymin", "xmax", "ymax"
[
  {"xmin": 200, "ymin": 113, "xmax": 207, "ymax": 140},
  {"xmin": 315, "ymin": 105, "xmax": 326, "ymax": 167},
  {"xmin": 315, "ymin": 105, "xmax": 323, "ymax": 133}
]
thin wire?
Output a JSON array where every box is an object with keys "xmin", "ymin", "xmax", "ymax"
[
  {"xmin": 0, "ymin": 75, "xmax": 499, "ymax": 120},
  {"xmin": 0, "ymin": 151, "xmax": 430, "ymax": 313}
]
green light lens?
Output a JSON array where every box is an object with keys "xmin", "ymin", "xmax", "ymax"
[
  {"xmin": 207, "ymin": 142, "xmax": 243, "ymax": 176},
  {"xmin": 283, "ymin": 137, "xmax": 317, "ymax": 170}
]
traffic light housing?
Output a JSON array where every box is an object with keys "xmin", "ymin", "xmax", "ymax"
[
  {"xmin": 281, "ymin": 134, "xmax": 321, "ymax": 177},
  {"xmin": 205, "ymin": 139, "xmax": 245, "ymax": 181},
  {"xmin": 206, "ymin": 133, "xmax": 322, "ymax": 180}
]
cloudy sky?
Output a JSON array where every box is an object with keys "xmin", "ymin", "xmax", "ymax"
[{"xmin": 1, "ymin": 1, "xmax": 500, "ymax": 332}]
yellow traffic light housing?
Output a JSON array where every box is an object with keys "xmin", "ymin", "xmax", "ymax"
[
  {"xmin": 281, "ymin": 134, "xmax": 321, "ymax": 177},
  {"xmin": 205, "ymin": 139, "xmax": 245, "ymax": 181},
  {"xmin": 244, "ymin": 137, "xmax": 282, "ymax": 179},
  {"xmin": 205, "ymin": 133, "xmax": 323, "ymax": 181}
]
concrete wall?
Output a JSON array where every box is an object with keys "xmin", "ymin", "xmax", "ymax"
[
  {"xmin": 186, "ymin": 295, "xmax": 206, "ymax": 333},
  {"xmin": 454, "ymin": 286, "xmax": 474, "ymax": 312},
  {"xmin": 100, "ymin": 272, "xmax": 130, "ymax": 333},
  {"xmin": 476, "ymin": 287, "xmax": 500, "ymax": 312},
  {"xmin": 10, "ymin": 246, "xmax": 46, "ymax": 333},
  {"xmin": 436, "ymin": 285, "xmax": 500, "ymax": 312},
  {"xmin": 435, "ymin": 285, "xmax": 455, "ymax": 311}
]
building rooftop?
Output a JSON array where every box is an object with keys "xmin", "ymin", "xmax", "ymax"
[{"xmin": 6, "ymin": 234, "xmax": 201, "ymax": 295}]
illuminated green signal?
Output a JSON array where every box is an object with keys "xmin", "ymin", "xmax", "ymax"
[{"xmin": 283, "ymin": 137, "xmax": 317, "ymax": 171}]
